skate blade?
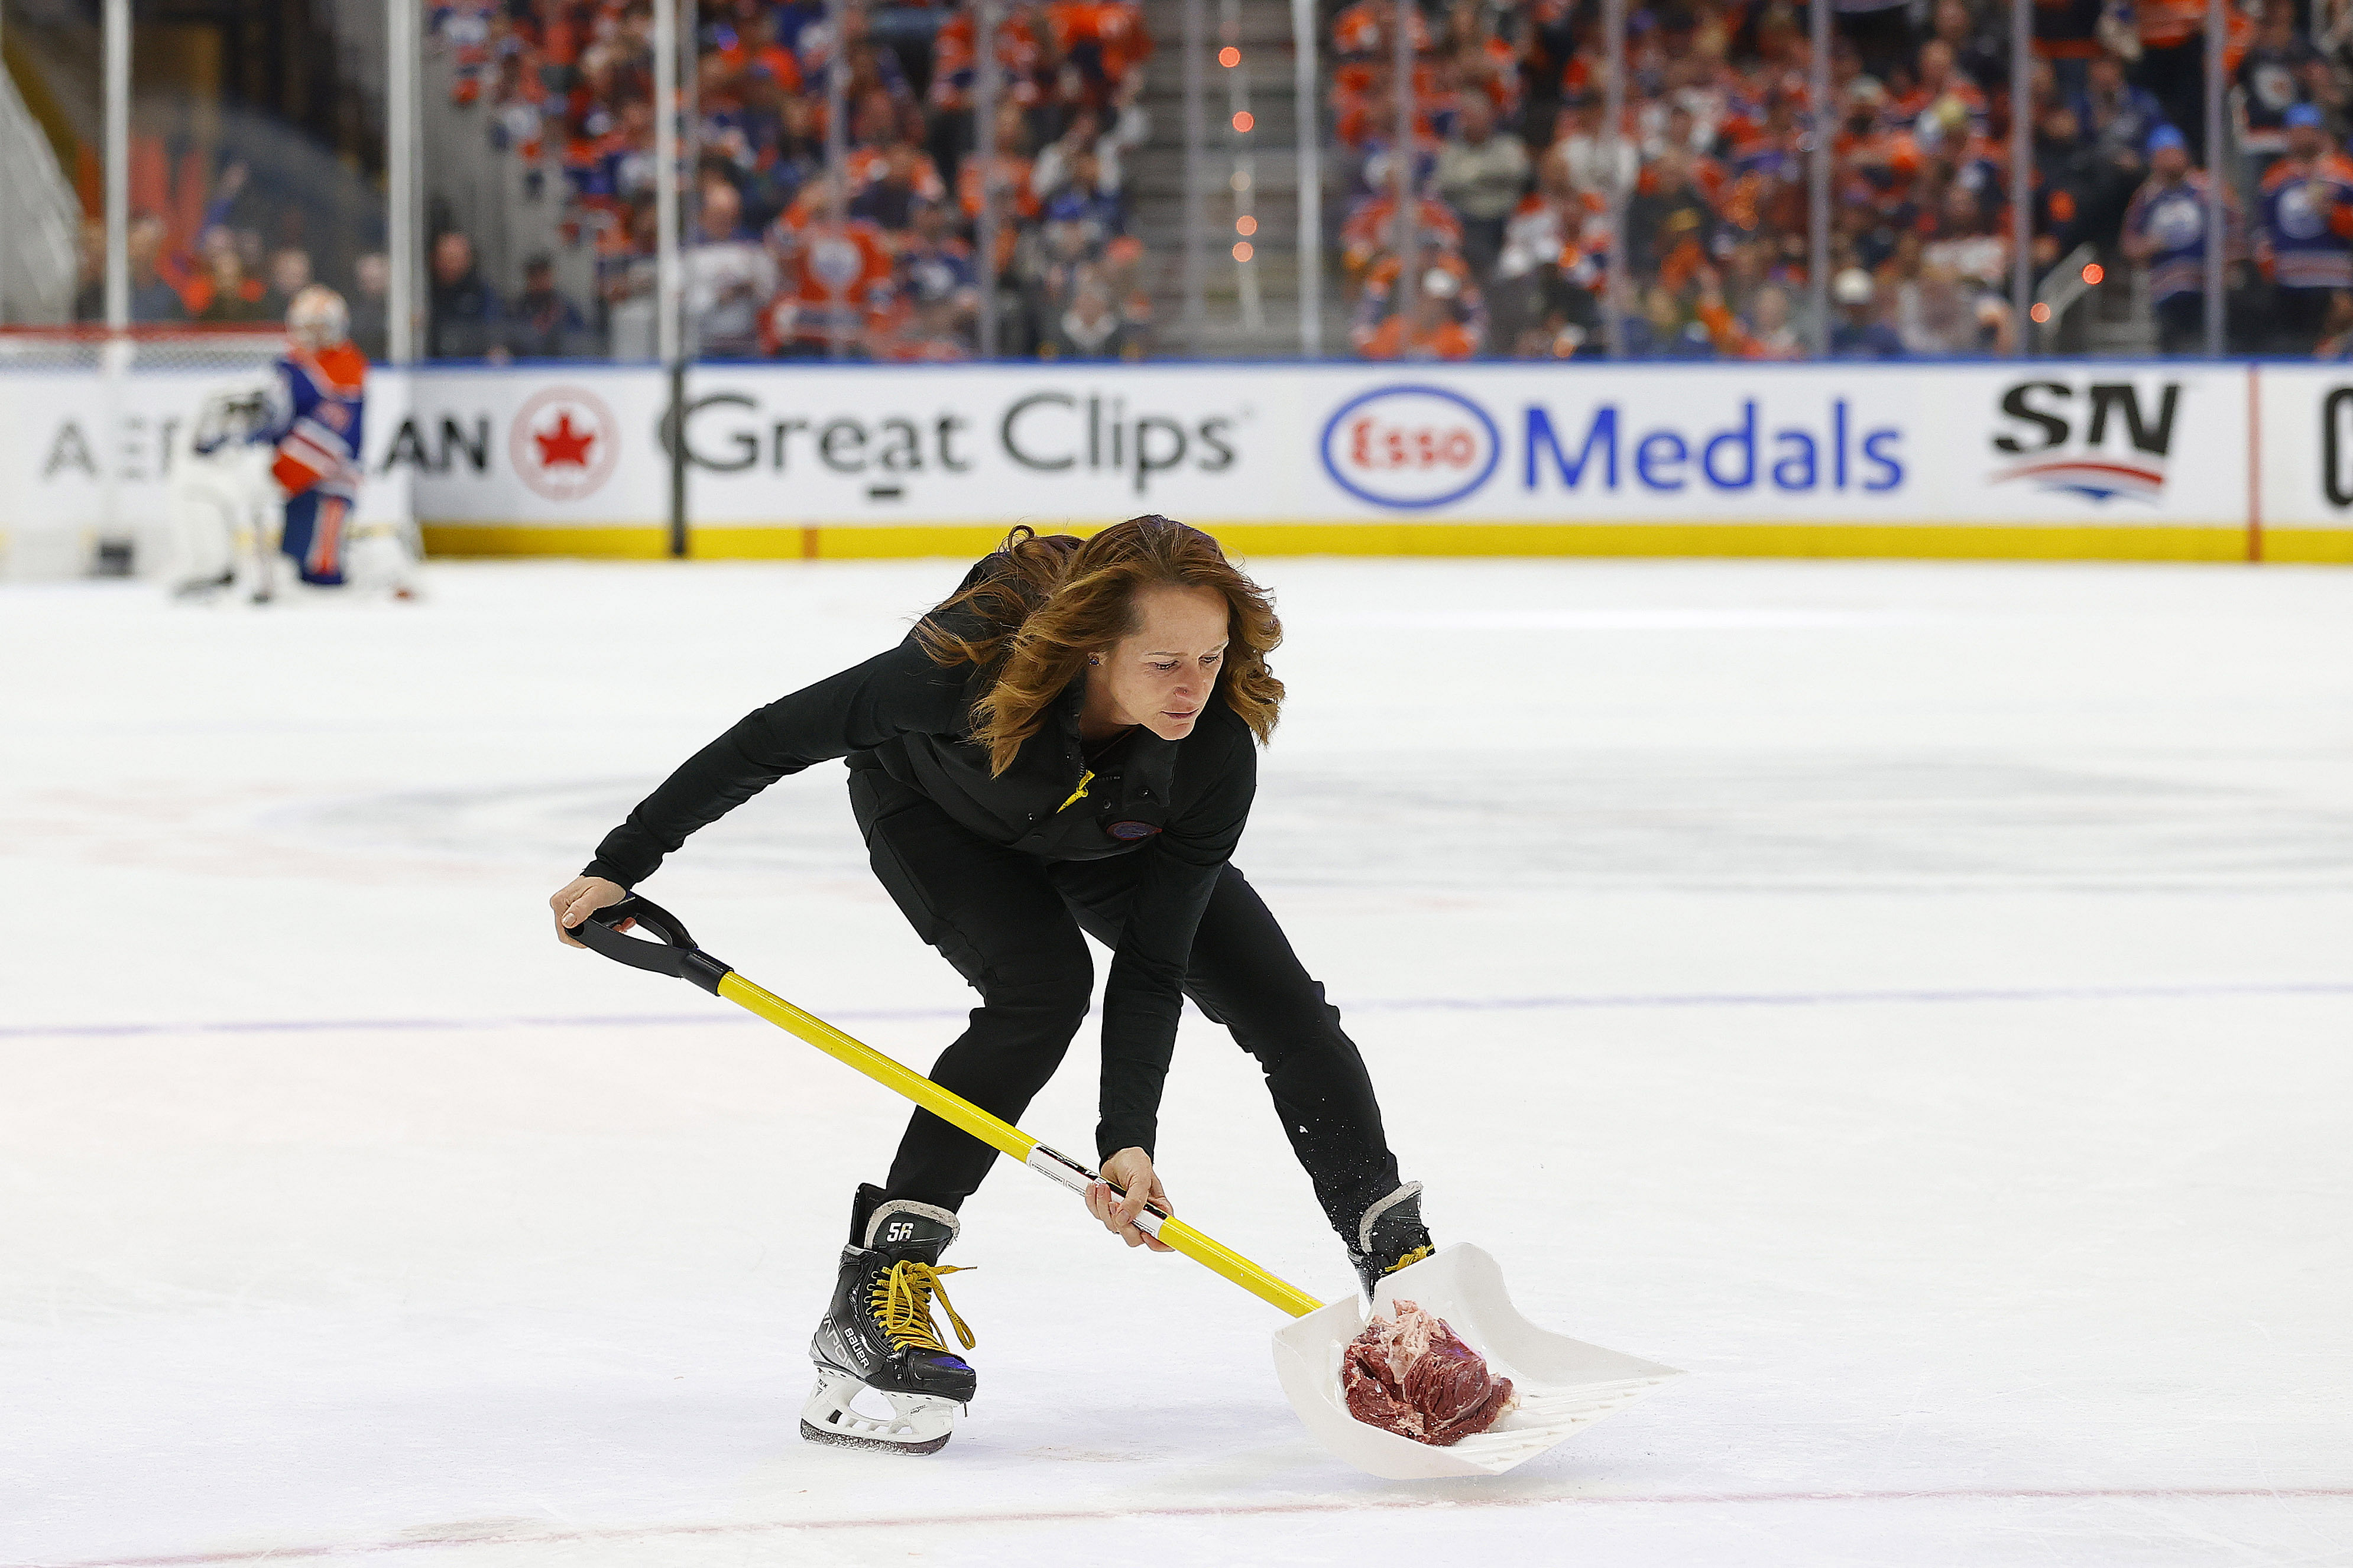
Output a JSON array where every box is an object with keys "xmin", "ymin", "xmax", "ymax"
[
  {"xmin": 798, "ymin": 1418, "xmax": 952, "ymax": 1455},
  {"xmin": 799, "ymin": 1372, "xmax": 960, "ymax": 1455}
]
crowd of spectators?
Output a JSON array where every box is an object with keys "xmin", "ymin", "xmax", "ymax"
[
  {"xmin": 89, "ymin": 0, "xmax": 2347, "ymax": 362},
  {"xmin": 1330, "ymin": 0, "xmax": 2353, "ymax": 360},
  {"xmin": 70, "ymin": 157, "xmax": 396, "ymax": 361},
  {"xmin": 423, "ymin": 0, "xmax": 1155, "ymax": 361}
]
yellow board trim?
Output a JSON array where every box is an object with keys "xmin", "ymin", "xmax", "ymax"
[
  {"xmin": 420, "ymin": 520, "xmax": 2318, "ymax": 563},
  {"xmin": 2263, "ymin": 528, "xmax": 2353, "ymax": 563},
  {"xmin": 421, "ymin": 524, "xmax": 678, "ymax": 559}
]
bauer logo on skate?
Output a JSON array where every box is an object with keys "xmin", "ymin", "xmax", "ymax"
[
  {"xmin": 510, "ymin": 387, "xmax": 620, "ymax": 502},
  {"xmin": 1320, "ymin": 385, "xmax": 1503, "ymax": 509}
]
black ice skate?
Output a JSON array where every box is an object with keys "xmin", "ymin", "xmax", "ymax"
[
  {"xmin": 1347, "ymin": 1180, "xmax": 1435, "ymax": 1300},
  {"xmin": 802, "ymin": 1184, "xmax": 976, "ymax": 1455}
]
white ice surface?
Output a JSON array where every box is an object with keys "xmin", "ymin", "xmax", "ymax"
[{"xmin": 2, "ymin": 557, "xmax": 2349, "ymax": 1567}]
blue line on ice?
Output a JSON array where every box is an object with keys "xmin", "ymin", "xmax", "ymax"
[{"xmin": 6, "ymin": 979, "xmax": 2346, "ymax": 1041}]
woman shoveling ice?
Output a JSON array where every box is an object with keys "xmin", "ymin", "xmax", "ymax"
[{"xmin": 549, "ymin": 516, "xmax": 1432, "ymax": 1453}]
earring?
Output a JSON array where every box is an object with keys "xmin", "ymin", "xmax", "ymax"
[{"xmin": 1089, "ymin": 655, "xmax": 1101, "ymax": 665}]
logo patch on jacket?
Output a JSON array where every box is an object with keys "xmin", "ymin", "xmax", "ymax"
[{"xmin": 1106, "ymin": 820, "xmax": 1161, "ymax": 842}]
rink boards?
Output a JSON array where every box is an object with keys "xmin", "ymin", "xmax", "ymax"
[{"xmin": 5, "ymin": 359, "xmax": 2352, "ymax": 569}]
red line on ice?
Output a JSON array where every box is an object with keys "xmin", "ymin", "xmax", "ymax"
[{"xmin": 34, "ymin": 1486, "xmax": 2353, "ymax": 1567}]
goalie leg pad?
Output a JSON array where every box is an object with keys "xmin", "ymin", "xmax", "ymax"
[{"xmin": 280, "ymin": 491, "xmax": 351, "ymax": 587}]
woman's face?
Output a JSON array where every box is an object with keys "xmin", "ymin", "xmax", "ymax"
[{"xmin": 1088, "ymin": 585, "xmax": 1229, "ymax": 741}]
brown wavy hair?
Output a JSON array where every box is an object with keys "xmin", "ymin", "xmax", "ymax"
[{"xmin": 916, "ymin": 517, "xmax": 1284, "ymax": 776}]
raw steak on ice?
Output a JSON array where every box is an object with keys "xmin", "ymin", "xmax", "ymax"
[{"xmin": 1341, "ymin": 1298, "xmax": 1515, "ymax": 1446}]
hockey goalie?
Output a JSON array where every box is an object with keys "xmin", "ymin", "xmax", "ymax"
[{"xmin": 164, "ymin": 285, "xmax": 417, "ymax": 601}]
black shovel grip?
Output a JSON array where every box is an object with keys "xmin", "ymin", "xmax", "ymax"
[{"xmin": 568, "ymin": 894, "xmax": 734, "ymax": 995}]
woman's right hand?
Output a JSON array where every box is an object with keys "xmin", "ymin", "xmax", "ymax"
[
  {"xmin": 549, "ymin": 875, "xmax": 630, "ymax": 947},
  {"xmin": 1084, "ymin": 1147, "xmax": 1175, "ymax": 1252}
]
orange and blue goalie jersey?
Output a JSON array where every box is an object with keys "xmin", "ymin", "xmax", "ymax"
[
  {"xmin": 261, "ymin": 343, "xmax": 368, "ymax": 501},
  {"xmin": 259, "ymin": 343, "xmax": 368, "ymax": 585}
]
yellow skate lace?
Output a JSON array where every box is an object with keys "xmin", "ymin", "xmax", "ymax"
[
  {"xmin": 1382, "ymin": 1245, "xmax": 1434, "ymax": 1277},
  {"xmin": 870, "ymin": 1260, "xmax": 975, "ymax": 1353}
]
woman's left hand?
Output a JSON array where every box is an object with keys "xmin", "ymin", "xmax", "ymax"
[{"xmin": 1085, "ymin": 1147, "xmax": 1174, "ymax": 1252}]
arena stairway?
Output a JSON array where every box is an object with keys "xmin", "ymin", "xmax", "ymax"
[{"xmin": 1129, "ymin": 0, "xmax": 1349, "ymax": 358}]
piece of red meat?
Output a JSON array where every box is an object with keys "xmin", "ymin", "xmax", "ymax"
[{"xmin": 1340, "ymin": 1298, "xmax": 1515, "ymax": 1446}]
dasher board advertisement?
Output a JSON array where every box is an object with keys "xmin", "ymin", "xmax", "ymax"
[
  {"xmin": 6, "ymin": 358, "xmax": 2344, "ymax": 564},
  {"xmin": 2248, "ymin": 365, "xmax": 2353, "ymax": 561},
  {"xmin": 391, "ymin": 362, "xmax": 2256, "ymax": 557}
]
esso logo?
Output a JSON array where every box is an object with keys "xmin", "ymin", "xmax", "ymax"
[{"xmin": 1320, "ymin": 385, "xmax": 1501, "ymax": 509}]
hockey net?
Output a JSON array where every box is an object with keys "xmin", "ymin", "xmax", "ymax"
[{"xmin": 0, "ymin": 326, "xmax": 290, "ymax": 579}]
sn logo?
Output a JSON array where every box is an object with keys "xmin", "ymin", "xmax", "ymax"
[{"xmin": 884, "ymin": 1220, "xmax": 915, "ymax": 1242}]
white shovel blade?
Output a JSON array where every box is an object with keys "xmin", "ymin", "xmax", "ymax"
[{"xmin": 1270, "ymin": 1243, "xmax": 1681, "ymax": 1480}]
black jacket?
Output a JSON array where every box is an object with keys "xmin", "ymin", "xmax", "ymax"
[{"xmin": 584, "ymin": 609, "xmax": 1257, "ymax": 1158}]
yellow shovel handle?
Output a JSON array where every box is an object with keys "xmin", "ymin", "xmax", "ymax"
[{"xmin": 717, "ymin": 972, "xmax": 1325, "ymax": 1319}]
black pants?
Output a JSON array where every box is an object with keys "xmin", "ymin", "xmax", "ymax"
[{"xmin": 849, "ymin": 767, "xmax": 1403, "ymax": 1240}]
